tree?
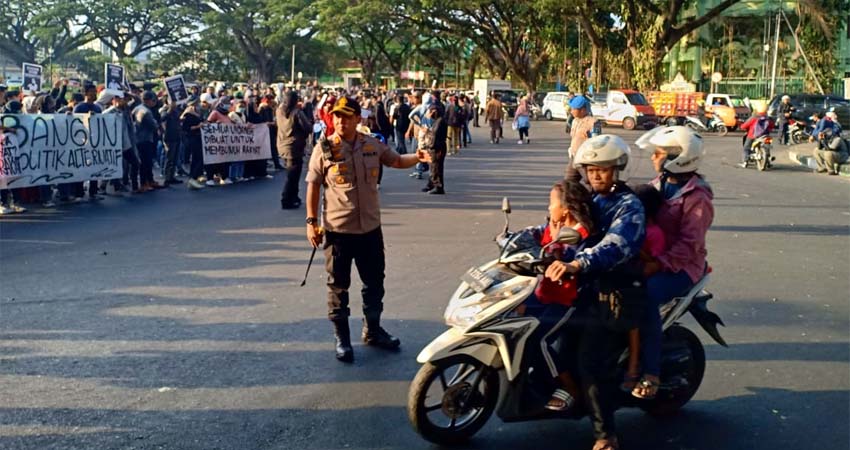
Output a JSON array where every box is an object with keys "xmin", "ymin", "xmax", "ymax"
[
  {"xmin": 206, "ymin": 0, "xmax": 317, "ymax": 83},
  {"xmin": 314, "ymin": 0, "xmax": 410, "ymax": 85},
  {"xmin": 75, "ymin": 0, "xmax": 203, "ymax": 60},
  {"xmin": 0, "ymin": 0, "xmax": 93, "ymax": 66},
  {"xmin": 410, "ymin": 0, "xmax": 553, "ymax": 93},
  {"xmin": 616, "ymin": 0, "xmax": 742, "ymax": 90}
]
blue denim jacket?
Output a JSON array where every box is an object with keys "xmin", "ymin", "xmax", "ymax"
[{"xmin": 574, "ymin": 186, "xmax": 645, "ymax": 274}]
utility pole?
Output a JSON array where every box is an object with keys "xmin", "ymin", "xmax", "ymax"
[
  {"xmin": 291, "ymin": 45, "xmax": 296, "ymax": 84},
  {"xmin": 769, "ymin": 11, "xmax": 780, "ymax": 99}
]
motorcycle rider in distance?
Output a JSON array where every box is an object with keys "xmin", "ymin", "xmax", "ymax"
[
  {"xmin": 778, "ymin": 95, "xmax": 795, "ymax": 145},
  {"xmin": 552, "ymin": 134, "xmax": 645, "ymax": 450},
  {"xmin": 696, "ymin": 99, "xmax": 708, "ymax": 128},
  {"xmin": 738, "ymin": 104, "xmax": 774, "ymax": 168},
  {"xmin": 633, "ymin": 126, "xmax": 714, "ymax": 399}
]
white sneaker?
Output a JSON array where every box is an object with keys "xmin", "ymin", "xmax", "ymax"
[
  {"xmin": 188, "ymin": 179, "xmax": 205, "ymax": 190},
  {"xmin": 10, "ymin": 203, "xmax": 26, "ymax": 213},
  {"xmin": 0, "ymin": 205, "xmax": 11, "ymax": 215},
  {"xmin": 222, "ymin": 179, "xmax": 233, "ymax": 185},
  {"xmin": 518, "ymin": 140, "xmax": 523, "ymax": 144},
  {"xmin": 264, "ymin": 174, "xmax": 274, "ymax": 179},
  {"xmin": 42, "ymin": 201, "xmax": 56, "ymax": 208},
  {"xmin": 205, "ymin": 180, "xmax": 217, "ymax": 187}
]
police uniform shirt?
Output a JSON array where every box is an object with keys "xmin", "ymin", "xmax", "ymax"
[{"xmin": 305, "ymin": 132, "xmax": 401, "ymax": 234}]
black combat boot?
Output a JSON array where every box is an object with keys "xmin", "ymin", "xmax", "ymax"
[
  {"xmin": 362, "ymin": 314, "xmax": 401, "ymax": 350},
  {"xmin": 332, "ymin": 319, "xmax": 354, "ymax": 363}
]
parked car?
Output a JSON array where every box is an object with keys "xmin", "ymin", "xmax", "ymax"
[
  {"xmin": 767, "ymin": 93, "xmax": 850, "ymax": 129},
  {"xmin": 493, "ymin": 89, "xmax": 520, "ymax": 117},
  {"xmin": 541, "ymin": 92, "xmax": 571, "ymax": 120}
]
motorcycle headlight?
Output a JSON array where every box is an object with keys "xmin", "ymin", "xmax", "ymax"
[{"xmin": 444, "ymin": 278, "xmax": 535, "ymax": 328}]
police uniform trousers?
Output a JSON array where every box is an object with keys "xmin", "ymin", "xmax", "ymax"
[{"xmin": 324, "ymin": 227, "xmax": 386, "ymax": 321}]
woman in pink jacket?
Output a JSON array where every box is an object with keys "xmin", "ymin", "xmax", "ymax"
[{"xmin": 632, "ymin": 126, "xmax": 714, "ymax": 400}]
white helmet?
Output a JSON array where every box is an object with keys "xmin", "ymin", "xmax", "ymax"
[
  {"xmin": 639, "ymin": 126, "xmax": 705, "ymax": 174},
  {"xmin": 781, "ymin": 95, "xmax": 790, "ymax": 102},
  {"xmin": 572, "ymin": 134, "xmax": 630, "ymax": 170}
]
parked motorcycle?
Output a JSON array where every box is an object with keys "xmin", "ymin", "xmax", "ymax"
[
  {"xmin": 530, "ymin": 103, "xmax": 542, "ymax": 121},
  {"xmin": 684, "ymin": 115, "xmax": 728, "ymax": 136},
  {"xmin": 748, "ymin": 135, "xmax": 775, "ymax": 171},
  {"xmin": 407, "ymin": 199, "xmax": 727, "ymax": 446}
]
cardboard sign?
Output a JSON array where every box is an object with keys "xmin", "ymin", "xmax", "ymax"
[
  {"xmin": 201, "ymin": 123, "xmax": 271, "ymax": 164},
  {"xmin": 0, "ymin": 114, "xmax": 124, "ymax": 189},
  {"xmin": 104, "ymin": 63, "xmax": 125, "ymax": 92},
  {"xmin": 22, "ymin": 63, "xmax": 43, "ymax": 94},
  {"xmin": 164, "ymin": 74, "xmax": 189, "ymax": 105}
]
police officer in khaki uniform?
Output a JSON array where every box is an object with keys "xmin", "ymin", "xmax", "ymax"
[{"xmin": 305, "ymin": 97, "xmax": 431, "ymax": 363}]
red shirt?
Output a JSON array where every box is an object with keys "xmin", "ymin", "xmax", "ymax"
[
  {"xmin": 740, "ymin": 114, "xmax": 774, "ymax": 139},
  {"xmin": 534, "ymin": 225, "xmax": 589, "ymax": 306}
]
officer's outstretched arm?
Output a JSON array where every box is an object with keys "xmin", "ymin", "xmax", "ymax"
[{"xmin": 391, "ymin": 151, "xmax": 431, "ymax": 169}]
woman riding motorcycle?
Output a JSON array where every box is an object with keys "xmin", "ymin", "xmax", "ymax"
[
  {"xmin": 553, "ymin": 134, "xmax": 646, "ymax": 450},
  {"xmin": 632, "ymin": 126, "xmax": 714, "ymax": 399}
]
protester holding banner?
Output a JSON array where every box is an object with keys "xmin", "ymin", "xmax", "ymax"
[
  {"xmin": 227, "ymin": 99, "xmax": 249, "ymax": 182},
  {"xmin": 104, "ymin": 92, "xmax": 141, "ymax": 193},
  {"xmin": 277, "ymin": 90, "xmax": 311, "ymax": 209},
  {"xmin": 204, "ymin": 97, "xmax": 233, "ymax": 186}
]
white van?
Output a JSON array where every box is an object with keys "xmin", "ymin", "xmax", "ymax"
[{"xmin": 541, "ymin": 92, "xmax": 570, "ymax": 120}]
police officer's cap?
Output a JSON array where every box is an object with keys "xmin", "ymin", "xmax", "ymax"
[{"xmin": 331, "ymin": 97, "xmax": 361, "ymax": 118}]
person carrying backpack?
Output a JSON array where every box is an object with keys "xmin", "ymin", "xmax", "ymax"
[{"xmin": 738, "ymin": 104, "xmax": 774, "ymax": 168}]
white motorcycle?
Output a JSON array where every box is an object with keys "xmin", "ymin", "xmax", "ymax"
[
  {"xmin": 684, "ymin": 115, "xmax": 728, "ymax": 136},
  {"xmin": 407, "ymin": 199, "xmax": 727, "ymax": 445}
]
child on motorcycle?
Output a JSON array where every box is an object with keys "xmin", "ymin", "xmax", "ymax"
[
  {"xmin": 621, "ymin": 184, "xmax": 667, "ymax": 392},
  {"xmin": 514, "ymin": 179, "xmax": 594, "ymax": 412}
]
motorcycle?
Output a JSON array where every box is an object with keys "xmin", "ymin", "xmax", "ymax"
[
  {"xmin": 407, "ymin": 199, "xmax": 727, "ymax": 446},
  {"xmin": 530, "ymin": 103, "xmax": 543, "ymax": 121},
  {"xmin": 787, "ymin": 119, "xmax": 812, "ymax": 145},
  {"xmin": 747, "ymin": 135, "xmax": 775, "ymax": 171},
  {"xmin": 684, "ymin": 115, "xmax": 728, "ymax": 136}
]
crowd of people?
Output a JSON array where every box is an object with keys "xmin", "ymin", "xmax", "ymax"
[{"xmin": 0, "ymin": 79, "xmax": 535, "ymax": 214}]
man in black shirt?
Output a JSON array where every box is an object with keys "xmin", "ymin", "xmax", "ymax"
[{"xmin": 391, "ymin": 94, "xmax": 411, "ymax": 154}]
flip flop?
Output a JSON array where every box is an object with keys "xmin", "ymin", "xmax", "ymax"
[
  {"xmin": 632, "ymin": 377, "xmax": 660, "ymax": 400},
  {"xmin": 620, "ymin": 373, "xmax": 641, "ymax": 393},
  {"xmin": 544, "ymin": 388, "xmax": 575, "ymax": 412}
]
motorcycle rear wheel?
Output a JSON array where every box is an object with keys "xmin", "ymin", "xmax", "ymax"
[
  {"xmin": 408, "ymin": 355, "xmax": 499, "ymax": 445},
  {"xmin": 756, "ymin": 146, "xmax": 769, "ymax": 171},
  {"xmin": 715, "ymin": 124, "xmax": 728, "ymax": 136},
  {"xmin": 639, "ymin": 325, "xmax": 705, "ymax": 417},
  {"xmin": 791, "ymin": 132, "xmax": 803, "ymax": 145}
]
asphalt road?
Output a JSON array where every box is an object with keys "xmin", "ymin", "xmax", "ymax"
[{"xmin": 1, "ymin": 121, "xmax": 848, "ymax": 450}]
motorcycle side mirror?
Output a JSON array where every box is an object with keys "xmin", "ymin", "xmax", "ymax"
[
  {"xmin": 501, "ymin": 197, "xmax": 511, "ymax": 214},
  {"xmin": 555, "ymin": 227, "xmax": 582, "ymax": 245}
]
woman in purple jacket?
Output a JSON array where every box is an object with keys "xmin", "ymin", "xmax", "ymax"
[{"xmin": 632, "ymin": 126, "xmax": 714, "ymax": 399}]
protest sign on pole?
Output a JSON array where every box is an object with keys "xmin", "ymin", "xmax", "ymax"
[
  {"xmin": 22, "ymin": 63, "xmax": 43, "ymax": 94},
  {"xmin": 104, "ymin": 63, "xmax": 125, "ymax": 94},
  {"xmin": 0, "ymin": 114, "xmax": 124, "ymax": 189},
  {"xmin": 164, "ymin": 74, "xmax": 189, "ymax": 105},
  {"xmin": 200, "ymin": 123, "xmax": 271, "ymax": 165}
]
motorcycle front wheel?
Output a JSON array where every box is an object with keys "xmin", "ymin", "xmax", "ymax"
[
  {"xmin": 639, "ymin": 325, "xmax": 706, "ymax": 416},
  {"xmin": 791, "ymin": 132, "xmax": 803, "ymax": 145},
  {"xmin": 715, "ymin": 124, "xmax": 728, "ymax": 136},
  {"xmin": 407, "ymin": 355, "xmax": 499, "ymax": 445}
]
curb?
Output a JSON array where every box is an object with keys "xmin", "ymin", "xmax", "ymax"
[{"xmin": 787, "ymin": 149, "xmax": 850, "ymax": 176}]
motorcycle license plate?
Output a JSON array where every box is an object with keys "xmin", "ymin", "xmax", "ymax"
[{"xmin": 462, "ymin": 267, "xmax": 495, "ymax": 293}]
